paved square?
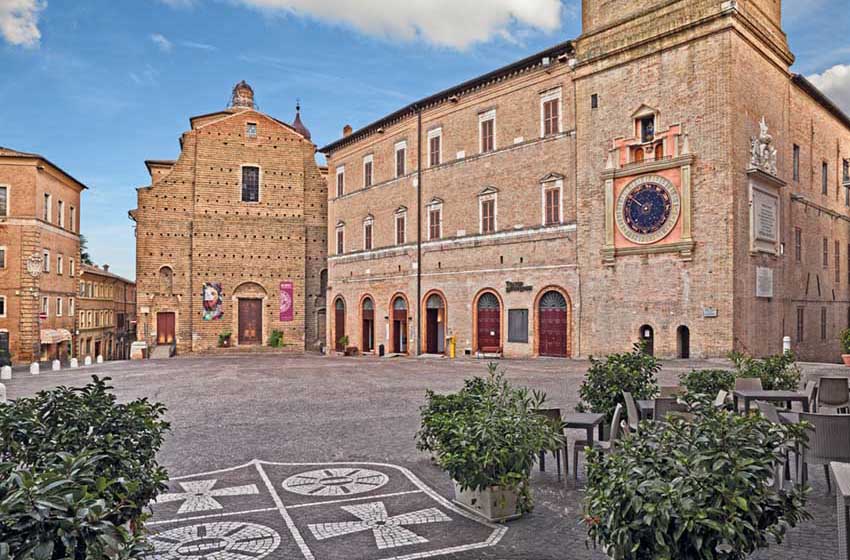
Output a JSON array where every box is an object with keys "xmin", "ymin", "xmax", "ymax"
[{"xmin": 3, "ymin": 354, "xmax": 845, "ymax": 559}]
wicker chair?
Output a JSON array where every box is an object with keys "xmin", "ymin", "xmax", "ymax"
[
  {"xmin": 659, "ymin": 385, "xmax": 683, "ymax": 398},
  {"xmin": 622, "ymin": 391, "xmax": 641, "ymax": 432},
  {"xmin": 714, "ymin": 390, "xmax": 730, "ymax": 410},
  {"xmin": 654, "ymin": 397, "xmax": 690, "ymax": 422},
  {"xmin": 756, "ymin": 401, "xmax": 794, "ymax": 489},
  {"xmin": 573, "ymin": 404, "xmax": 624, "ymax": 481},
  {"xmin": 798, "ymin": 412, "xmax": 850, "ymax": 494},
  {"xmin": 535, "ymin": 408, "xmax": 566, "ymax": 481},
  {"xmin": 818, "ymin": 377, "xmax": 850, "ymax": 414}
]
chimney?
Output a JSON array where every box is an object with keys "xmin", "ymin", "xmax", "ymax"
[
  {"xmin": 103, "ymin": 264, "xmax": 110, "ymax": 272},
  {"xmin": 343, "ymin": 125, "xmax": 353, "ymax": 137}
]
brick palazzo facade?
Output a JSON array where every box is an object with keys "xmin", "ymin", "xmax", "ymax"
[
  {"xmin": 321, "ymin": 0, "xmax": 850, "ymax": 361},
  {"xmin": 77, "ymin": 264, "xmax": 136, "ymax": 361},
  {"xmin": 131, "ymin": 82, "xmax": 328, "ymax": 354},
  {"xmin": 0, "ymin": 147, "xmax": 85, "ymax": 364}
]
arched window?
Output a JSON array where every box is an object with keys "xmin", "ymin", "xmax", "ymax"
[
  {"xmin": 363, "ymin": 297, "xmax": 374, "ymax": 311},
  {"xmin": 393, "ymin": 297, "xmax": 407, "ymax": 311},
  {"xmin": 335, "ymin": 298, "xmax": 345, "ymax": 311},
  {"xmin": 426, "ymin": 294, "xmax": 444, "ymax": 309},
  {"xmin": 539, "ymin": 291, "xmax": 567, "ymax": 309},
  {"xmin": 478, "ymin": 292, "xmax": 500, "ymax": 309}
]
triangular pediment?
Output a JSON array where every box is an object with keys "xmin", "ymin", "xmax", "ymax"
[
  {"xmin": 395, "ymin": 205, "xmax": 408, "ymax": 215},
  {"xmin": 336, "ymin": 220, "xmax": 345, "ymax": 228},
  {"xmin": 631, "ymin": 104, "xmax": 658, "ymax": 119},
  {"xmin": 478, "ymin": 186, "xmax": 499, "ymax": 196},
  {"xmin": 539, "ymin": 172, "xmax": 564, "ymax": 183},
  {"xmin": 427, "ymin": 197, "xmax": 444, "ymax": 206}
]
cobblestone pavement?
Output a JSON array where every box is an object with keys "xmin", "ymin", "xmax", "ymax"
[{"xmin": 3, "ymin": 354, "xmax": 845, "ymax": 560}]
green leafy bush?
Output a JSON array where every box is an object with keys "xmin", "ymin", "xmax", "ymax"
[
  {"xmin": 841, "ymin": 328, "xmax": 850, "ymax": 354},
  {"xmin": 0, "ymin": 376, "xmax": 170, "ymax": 558},
  {"xmin": 416, "ymin": 364, "xmax": 563, "ymax": 513},
  {"xmin": 268, "ymin": 330, "xmax": 285, "ymax": 348},
  {"xmin": 218, "ymin": 331, "xmax": 232, "ymax": 347},
  {"xmin": 729, "ymin": 351, "xmax": 801, "ymax": 391},
  {"xmin": 577, "ymin": 343, "xmax": 660, "ymax": 422},
  {"xmin": 584, "ymin": 408, "xmax": 810, "ymax": 560},
  {"xmin": 679, "ymin": 369, "xmax": 737, "ymax": 400}
]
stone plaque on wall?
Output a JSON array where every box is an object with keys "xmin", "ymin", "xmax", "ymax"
[
  {"xmin": 756, "ymin": 267, "xmax": 774, "ymax": 298},
  {"xmin": 753, "ymin": 189, "xmax": 778, "ymax": 243}
]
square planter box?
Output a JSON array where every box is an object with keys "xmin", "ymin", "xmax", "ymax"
[{"xmin": 452, "ymin": 481, "xmax": 521, "ymax": 523}]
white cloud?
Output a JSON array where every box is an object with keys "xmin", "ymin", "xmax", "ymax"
[
  {"xmin": 0, "ymin": 0, "xmax": 45, "ymax": 47},
  {"xmin": 180, "ymin": 39, "xmax": 216, "ymax": 50},
  {"xmin": 158, "ymin": 0, "xmax": 195, "ymax": 7},
  {"xmin": 232, "ymin": 0, "xmax": 564, "ymax": 49},
  {"xmin": 808, "ymin": 64, "xmax": 850, "ymax": 116},
  {"xmin": 150, "ymin": 32, "xmax": 173, "ymax": 51}
]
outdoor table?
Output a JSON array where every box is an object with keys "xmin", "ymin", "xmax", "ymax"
[
  {"xmin": 831, "ymin": 462, "xmax": 850, "ymax": 560},
  {"xmin": 637, "ymin": 399, "xmax": 654, "ymax": 420},
  {"xmin": 561, "ymin": 412, "xmax": 606, "ymax": 479},
  {"xmin": 732, "ymin": 390, "xmax": 809, "ymax": 415}
]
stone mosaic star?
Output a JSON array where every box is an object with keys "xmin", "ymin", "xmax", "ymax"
[
  {"xmin": 308, "ymin": 501, "xmax": 451, "ymax": 550},
  {"xmin": 155, "ymin": 479, "xmax": 260, "ymax": 514}
]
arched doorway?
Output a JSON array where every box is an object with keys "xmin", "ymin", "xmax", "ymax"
[
  {"xmin": 334, "ymin": 298, "xmax": 346, "ymax": 351},
  {"xmin": 425, "ymin": 293, "xmax": 446, "ymax": 354},
  {"xmin": 391, "ymin": 296, "xmax": 408, "ymax": 354},
  {"xmin": 640, "ymin": 324, "xmax": 654, "ymax": 356},
  {"xmin": 677, "ymin": 325, "xmax": 690, "ymax": 359},
  {"xmin": 234, "ymin": 282, "xmax": 267, "ymax": 346},
  {"xmin": 361, "ymin": 297, "xmax": 375, "ymax": 353},
  {"xmin": 538, "ymin": 290, "xmax": 568, "ymax": 357},
  {"xmin": 476, "ymin": 292, "xmax": 501, "ymax": 352}
]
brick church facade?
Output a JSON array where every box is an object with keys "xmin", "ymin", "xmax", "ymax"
[
  {"xmin": 131, "ymin": 82, "xmax": 327, "ymax": 354},
  {"xmin": 321, "ymin": 0, "xmax": 850, "ymax": 361}
]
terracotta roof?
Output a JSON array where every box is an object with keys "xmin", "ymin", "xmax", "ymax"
[
  {"xmin": 81, "ymin": 263, "xmax": 135, "ymax": 285},
  {"xmin": 0, "ymin": 145, "xmax": 89, "ymax": 190}
]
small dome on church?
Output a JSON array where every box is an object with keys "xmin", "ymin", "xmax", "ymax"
[
  {"xmin": 231, "ymin": 80, "xmax": 255, "ymax": 109},
  {"xmin": 292, "ymin": 102, "xmax": 311, "ymax": 141}
]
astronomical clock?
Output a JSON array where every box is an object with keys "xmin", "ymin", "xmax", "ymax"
[{"xmin": 602, "ymin": 105, "xmax": 695, "ymax": 264}]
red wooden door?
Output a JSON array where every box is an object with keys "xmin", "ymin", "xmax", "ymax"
[
  {"xmin": 539, "ymin": 291, "xmax": 568, "ymax": 357},
  {"xmin": 238, "ymin": 299, "xmax": 263, "ymax": 345},
  {"xmin": 476, "ymin": 293, "xmax": 500, "ymax": 351},
  {"xmin": 362, "ymin": 309, "xmax": 374, "ymax": 352},
  {"xmin": 156, "ymin": 312, "xmax": 175, "ymax": 345}
]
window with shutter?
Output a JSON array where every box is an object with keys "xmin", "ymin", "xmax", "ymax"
[{"xmin": 508, "ymin": 309, "xmax": 529, "ymax": 343}]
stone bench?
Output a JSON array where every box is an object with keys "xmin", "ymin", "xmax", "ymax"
[{"xmin": 832, "ymin": 462, "xmax": 850, "ymax": 560}]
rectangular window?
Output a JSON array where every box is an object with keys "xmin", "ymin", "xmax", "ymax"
[
  {"xmin": 364, "ymin": 222, "xmax": 373, "ymax": 251},
  {"xmin": 821, "ymin": 307, "xmax": 828, "ymax": 340},
  {"xmin": 69, "ymin": 298, "xmax": 74, "ymax": 317},
  {"xmin": 246, "ymin": 122, "xmax": 257, "ymax": 138},
  {"xmin": 69, "ymin": 206, "xmax": 76, "ymax": 232},
  {"xmin": 69, "ymin": 258, "xmax": 75, "ymax": 277},
  {"xmin": 640, "ymin": 116, "xmax": 655, "ymax": 143},
  {"xmin": 336, "ymin": 167, "xmax": 345, "ymax": 197},
  {"xmin": 792, "ymin": 145, "xmax": 800, "ymax": 182},
  {"xmin": 56, "ymin": 297, "xmax": 63, "ymax": 317},
  {"xmin": 794, "ymin": 227, "xmax": 802, "ymax": 262},
  {"xmin": 480, "ymin": 112, "xmax": 495, "ymax": 153},
  {"xmin": 57, "ymin": 255, "xmax": 63, "ymax": 275},
  {"xmin": 395, "ymin": 142, "xmax": 407, "ymax": 177},
  {"xmin": 363, "ymin": 156, "xmax": 373, "ymax": 188},
  {"xmin": 396, "ymin": 214, "xmax": 406, "ymax": 245},
  {"xmin": 42, "ymin": 250, "xmax": 50, "ymax": 273},
  {"xmin": 0, "ymin": 186, "xmax": 7, "ymax": 216},
  {"xmin": 0, "ymin": 247, "xmax": 5, "ymax": 269},
  {"xmin": 823, "ymin": 162, "xmax": 829, "ymax": 195},
  {"xmin": 429, "ymin": 130, "xmax": 441, "ymax": 167},
  {"xmin": 41, "ymin": 296, "xmax": 49, "ymax": 316},
  {"xmin": 481, "ymin": 198, "xmax": 496, "ymax": 234},
  {"xmin": 429, "ymin": 208, "xmax": 441, "ymax": 240},
  {"xmin": 837, "ymin": 241, "xmax": 841, "ymax": 284},
  {"xmin": 796, "ymin": 307, "xmax": 804, "ymax": 342},
  {"xmin": 336, "ymin": 228, "xmax": 344, "ymax": 255},
  {"xmin": 844, "ymin": 158, "xmax": 850, "ymax": 182},
  {"xmin": 823, "ymin": 237, "xmax": 829, "ymax": 268},
  {"xmin": 58, "ymin": 200, "xmax": 65, "ymax": 228},
  {"xmin": 43, "ymin": 193, "xmax": 51, "ymax": 222},
  {"xmin": 541, "ymin": 90, "xmax": 561, "ymax": 137},
  {"xmin": 0, "ymin": 295, "xmax": 5, "ymax": 317},
  {"xmin": 591, "ymin": 93, "xmax": 598, "ymax": 109},
  {"xmin": 507, "ymin": 309, "xmax": 529, "ymax": 343},
  {"xmin": 241, "ymin": 166, "xmax": 260, "ymax": 202},
  {"xmin": 545, "ymin": 188, "xmax": 560, "ymax": 225}
]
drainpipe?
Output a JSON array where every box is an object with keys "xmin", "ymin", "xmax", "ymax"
[{"xmin": 415, "ymin": 105, "xmax": 423, "ymax": 356}]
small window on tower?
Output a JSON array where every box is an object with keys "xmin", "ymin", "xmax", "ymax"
[
  {"xmin": 640, "ymin": 116, "xmax": 655, "ymax": 143},
  {"xmin": 246, "ymin": 123, "xmax": 257, "ymax": 138},
  {"xmin": 591, "ymin": 94, "xmax": 598, "ymax": 109},
  {"xmin": 242, "ymin": 166, "xmax": 260, "ymax": 202}
]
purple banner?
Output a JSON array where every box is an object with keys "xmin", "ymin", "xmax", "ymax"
[{"xmin": 279, "ymin": 281, "xmax": 294, "ymax": 322}]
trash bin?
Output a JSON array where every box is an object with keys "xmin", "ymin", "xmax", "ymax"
[
  {"xmin": 448, "ymin": 336, "xmax": 456, "ymax": 359},
  {"xmin": 379, "ymin": 344, "xmax": 385, "ymax": 357}
]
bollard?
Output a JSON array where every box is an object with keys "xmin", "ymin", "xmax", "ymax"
[
  {"xmin": 70, "ymin": 358, "xmax": 79, "ymax": 369},
  {"xmin": 783, "ymin": 336, "xmax": 792, "ymax": 354},
  {"xmin": 0, "ymin": 366, "xmax": 10, "ymax": 380},
  {"xmin": 52, "ymin": 360, "xmax": 61, "ymax": 371},
  {"xmin": 0, "ymin": 382, "xmax": 5, "ymax": 404},
  {"xmin": 30, "ymin": 362, "xmax": 40, "ymax": 375},
  {"xmin": 96, "ymin": 355, "xmax": 104, "ymax": 364},
  {"xmin": 84, "ymin": 356, "xmax": 92, "ymax": 366}
]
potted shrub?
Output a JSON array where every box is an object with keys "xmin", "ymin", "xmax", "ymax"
[
  {"xmin": 841, "ymin": 328, "xmax": 850, "ymax": 366},
  {"xmin": 417, "ymin": 364, "xmax": 563, "ymax": 522},
  {"xmin": 679, "ymin": 368, "xmax": 737, "ymax": 402},
  {"xmin": 268, "ymin": 329, "xmax": 285, "ymax": 348},
  {"xmin": 218, "ymin": 330, "xmax": 232, "ymax": 348},
  {"xmin": 337, "ymin": 335, "xmax": 349, "ymax": 354},
  {"xmin": 577, "ymin": 343, "xmax": 660, "ymax": 428},
  {"xmin": 583, "ymin": 408, "xmax": 810, "ymax": 559},
  {"xmin": 729, "ymin": 351, "xmax": 801, "ymax": 390}
]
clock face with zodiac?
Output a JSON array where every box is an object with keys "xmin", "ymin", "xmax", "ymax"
[{"xmin": 615, "ymin": 175, "xmax": 680, "ymax": 245}]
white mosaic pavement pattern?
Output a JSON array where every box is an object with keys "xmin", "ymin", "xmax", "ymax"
[
  {"xmin": 282, "ymin": 468, "xmax": 389, "ymax": 497},
  {"xmin": 147, "ymin": 521, "xmax": 281, "ymax": 560},
  {"xmin": 308, "ymin": 501, "xmax": 451, "ymax": 550},
  {"xmin": 156, "ymin": 479, "xmax": 260, "ymax": 514}
]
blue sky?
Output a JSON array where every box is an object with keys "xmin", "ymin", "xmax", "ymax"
[{"xmin": 1, "ymin": 0, "xmax": 848, "ymax": 281}]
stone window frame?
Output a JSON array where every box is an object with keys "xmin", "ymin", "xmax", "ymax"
[
  {"xmin": 69, "ymin": 257, "xmax": 75, "ymax": 277},
  {"xmin": 478, "ymin": 187, "xmax": 498, "ymax": 235},
  {"xmin": 0, "ymin": 184, "xmax": 8, "ymax": 217},
  {"xmin": 41, "ymin": 296, "xmax": 49, "ymax": 316},
  {"xmin": 240, "ymin": 164, "xmax": 262, "ymax": 203},
  {"xmin": 428, "ymin": 127, "xmax": 442, "ymax": 167},
  {"xmin": 58, "ymin": 200, "xmax": 65, "ymax": 229},
  {"xmin": 69, "ymin": 205, "xmax": 76, "ymax": 232},
  {"xmin": 362, "ymin": 155, "xmax": 373, "ymax": 188},
  {"xmin": 0, "ymin": 295, "xmax": 6, "ymax": 318},
  {"xmin": 336, "ymin": 221, "xmax": 345, "ymax": 255},
  {"xmin": 363, "ymin": 215, "xmax": 374, "ymax": 251},
  {"xmin": 539, "ymin": 87, "xmax": 562, "ymax": 138},
  {"xmin": 57, "ymin": 254, "xmax": 63, "ymax": 276},
  {"xmin": 42, "ymin": 249, "xmax": 50, "ymax": 273},
  {"xmin": 395, "ymin": 140, "xmax": 407, "ymax": 178},
  {"xmin": 427, "ymin": 198, "xmax": 443, "ymax": 241},
  {"xmin": 69, "ymin": 297, "xmax": 74, "ymax": 318},
  {"xmin": 246, "ymin": 122, "xmax": 258, "ymax": 139},
  {"xmin": 540, "ymin": 174, "xmax": 564, "ymax": 226},
  {"xmin": 336, "ymin": 165, "xmax": 345, "ymax": 197},
  {"xmin": 0, "ymin": 245, "xmax": 5, "ymax": 269},
  {"xmin": 56, "ymin": 297, "xmax": 63, "ymax": 318},
  {"xmin": 479, "ymin": 109, "xmax": 496, "ymax": 154},
  {"xmin": 395, "ymin": 206, "xmax": 407, "ymax": 245},
  {"xmin": 43, "ymin": 193, "xmax": 52, "ymax": 223}
]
